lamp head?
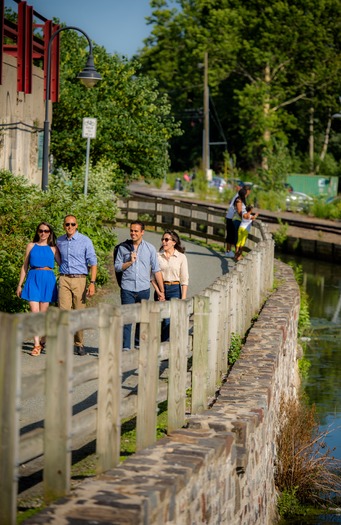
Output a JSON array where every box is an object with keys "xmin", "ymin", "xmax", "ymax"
[{"xmin": 77, "ymin": 54, "xmax": 102, "ymax": 87}]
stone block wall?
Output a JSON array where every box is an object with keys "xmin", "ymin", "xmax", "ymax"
[{"xmin": 25, "ymin": 260, "xmax": 300, "ymax": 525}]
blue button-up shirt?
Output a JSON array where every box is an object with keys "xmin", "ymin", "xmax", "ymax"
[
  {"xmin": 57, "ymin": 231, "xmax": 97, "ymax": 275},
  {"xmin": 114, "ymin": 239, "xmax": 160, "ymax": 292}
]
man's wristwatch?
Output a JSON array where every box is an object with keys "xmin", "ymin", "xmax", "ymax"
[{"xmin": 90, "ymin": 281, "xmax": 96, "ymax": 284}]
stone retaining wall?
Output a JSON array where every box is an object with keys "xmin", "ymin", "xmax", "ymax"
[{"xmin": 25, "ymin": 260, "xmax": 300, "ymax": 525}]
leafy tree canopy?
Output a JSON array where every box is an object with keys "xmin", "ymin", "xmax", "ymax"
[
  {"xmin": 138, "ymin": 0, "xmax": 341, "ymax": 173},
  {"xmin": 50, "ymin": 28, "xmax": 182, "ymax": 185}
]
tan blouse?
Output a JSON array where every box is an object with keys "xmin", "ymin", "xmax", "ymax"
[{"xmin": 157, "ymin": 250, "xmax": 189, "ymax": 285}]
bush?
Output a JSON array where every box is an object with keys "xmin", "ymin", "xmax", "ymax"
[
  {"xmin": 275, "ymin": 396, "xmax": 341, "ymax": 510},
  {"xmin": 253, "ymin": 189, "xmax": 286, "ymax": 211},
  {"xmin": 311, "ymin": 198, "xmax": 341, "ymax": 220},
  {"xmin": 272, "ymin": 219, "xmax": 289, "ymax": 247},
  {"xmin": 0, "ymin": 168, "xmax": 117, "ymax": 313},
  {"xmin": 277, "ymin": 487, "xmax": 307, "ymax": 519}
]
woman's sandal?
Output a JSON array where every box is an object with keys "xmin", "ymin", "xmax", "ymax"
[{"xmin": 31, "ymin": 345, "xmax": 43, "ymax": 357}]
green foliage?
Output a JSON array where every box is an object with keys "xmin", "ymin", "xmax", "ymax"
[
  {"xmin": 287, "ymin": 262, "xmax": 311, "ymax": 337},
  {"xmin": 258, "ymin": 140, "xmax": 295, "ymax": 191},
  {"xmin": 272, "ymin": 219, "xmax": 289, "ymax": 247},
  {"xmin": 17, "ymin": 506, "xmax": 45, "ymax": 524},
  {"xmin": 228, "ymin": 333, "xmax": 243, "ymax": 365},
  {"xmin": 311, "ymin": 198, "xmax": 341, "ymax": 220},
  {"xmin": 192, "ymin": 170, "xmax": 210, "ymax": 200},
  {"xmin": 0, "ymin": 169, "xmax": 117, "ymax": 313},
  {"xmin": 297, "ymin": 288, "xmax": 311, "ymax": 337},
  {"xmin": 298, "ymin": 356, "xmax": 311, "ymax": 379},
  {"xmin": 252, "ymin": 189, "xmax": 285, "ymax": 211},
  {"xmin": 138, "ymin": 0, "xmax": 341, "ymax": 175},
  {"xmin": 277, "ymin": 487, "xmax": 307, "ymax": 519},
  {"xmin": 167, "ymin": 171, "xmax": 183, "ymax": 189},
  {"xmin": 50, "ymin": 29, "xmax": 182, "ymax": 188}
]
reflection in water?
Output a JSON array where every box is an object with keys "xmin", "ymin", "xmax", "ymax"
[{"xmin": 277, "ymin": 254, "xmax": 341, "ymax": 524}]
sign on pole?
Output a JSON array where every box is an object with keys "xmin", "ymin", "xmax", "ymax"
[
  {"xmin": 82, "ymin": 118, "xmax": 97, "ymax": 195},
  {"xmin": 82, "ymin": 118, "xmax": 97, "ymax": 139}
]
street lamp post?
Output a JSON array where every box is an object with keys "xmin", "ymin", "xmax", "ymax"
[{"xmin": 42, "ymin": 26, "xmax": 102, "ymax": 191}]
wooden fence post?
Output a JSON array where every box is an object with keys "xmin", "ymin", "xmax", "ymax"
[
  {"xmin": 207, "ymin": 209, "xmax": 214, "ymax": 241},
  {"xmin": 156, "ymin": 198, "xmax": 163, "ymax": 230},
  {"xmin": 136, "ymin": 301, "xmax": 161, "ymax": 451},
  {"xmin": 0, "ymin": 313, "xmax": 22, "ymax": 525},
  {"xmin": 173, "ymin": 202, "xmax": 180, "ymax": 228},
  {"xmin": 168, "ymin": 299, "xmax": 189, "ymax": 433},
  {"xmin": 44, "ymin": 308, "xmax": 73, "ymax": 503},
  {"xmin": 192, "ymin": 295, "xmax": 209, "ymax": 414},
  {"xmin": 97, "ymin": 304, "xmax": 122, "ymax": 473},
  {"xmin": 190, "ymin": 204, "xmax": 197, "ymax": 237},
  {"xmin": 202, "ymin": 288, "xmax": 221, "ymax": 397}
]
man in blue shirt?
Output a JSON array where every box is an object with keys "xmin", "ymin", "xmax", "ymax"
[
  {"xmin": 114, "ymin": 221, "xmax": 164, "ymax": 350},
  {"xmin": 57, "ymin": 214, "xmax": 97, "ymax": 355}
]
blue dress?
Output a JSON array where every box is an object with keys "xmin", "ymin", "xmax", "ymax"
[{"xmin": 21, "ymin": 244, "xmax": 58, "ymax": 303}]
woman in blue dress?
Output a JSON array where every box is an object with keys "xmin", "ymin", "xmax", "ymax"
[{"xmin": 16, "ymin": 222, "xmax": 61, "ymax": 356}]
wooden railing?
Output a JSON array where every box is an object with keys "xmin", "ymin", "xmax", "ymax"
[
  {"xmin": 116, "ymin": 192, "xmax": 230, "ymax": 245},
  {"xmin": 0, "ymin": 199, "xmax": 274, "ymax": 525}
]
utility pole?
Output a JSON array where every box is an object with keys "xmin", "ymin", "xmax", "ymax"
[{"xmin": 203, "ymin": 52, "xmax": 210, "ymax": 180}]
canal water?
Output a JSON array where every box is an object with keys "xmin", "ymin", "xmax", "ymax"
[{"xmin": 278, "ymin": 253, "xmax": 341, "ymax": 524}]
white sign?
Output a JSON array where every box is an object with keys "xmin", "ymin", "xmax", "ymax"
[{"xmin": 82, "ymin": 118, "xmax": 97, "ymax": 139}]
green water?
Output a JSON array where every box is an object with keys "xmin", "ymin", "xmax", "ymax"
[{"xmin": 277, "ymin": 254, "xmax": 341, "ymax": 524}]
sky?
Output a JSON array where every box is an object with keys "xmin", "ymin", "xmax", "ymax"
[{"xmin": 6, "ymin": 0, "xmax": 154, "ymax": 58}]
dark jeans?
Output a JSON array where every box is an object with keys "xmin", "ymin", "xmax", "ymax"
[
  {"xmin": 121, "ymin": 288, "xmax": 150, "ymax": 349},
  {"xmin": 225, "ymin": 218, "xmax": 236, "ymax": 245},
  {"xmin": 156, "ymin": 284, "xmax": 181, "ymax": 342},
  {"xmin": 233, "ymin": 219, "xmax": 241, "ymax": 240}
]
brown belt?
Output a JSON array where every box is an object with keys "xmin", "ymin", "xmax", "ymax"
[
  {"xmin": 164, "ymin": 281, "xmax": 180, "ymax": 285},
  {"xmin": 59, "ymin": 274, "xmax": 87, "ymax": 278},
  {"xmin": 31, "ymin": 267, "xmax": 52, "ymax": 270}
]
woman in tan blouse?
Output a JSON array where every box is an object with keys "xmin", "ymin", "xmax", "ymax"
[{"xmin": 152, "ymin": 230, "xmax": 189, "ymax": 341}]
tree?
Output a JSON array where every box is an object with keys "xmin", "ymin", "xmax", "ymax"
[
  {"xmin": 140, "ymin": 0, "xmax": 242, "ymax": 171},
  {"xmin": 49, "ymin": 28, "xmax": 182, "ymax": 185},
  {"xmin": 138, "ymin": 0, "xmax": 341, "ymax": 174}
]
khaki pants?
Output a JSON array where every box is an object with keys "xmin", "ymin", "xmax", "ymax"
[{"xmin": 58, "ymin": 276, "xmax": 87, "ymax": 347}]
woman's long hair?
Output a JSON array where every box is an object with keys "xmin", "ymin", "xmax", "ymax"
[
  {"xmin": 161, "ymin": 229, "xmax": 185, "ymax": 253},
  {"xmin": 237, "ymin": 187, "xmax": 249, "ymax": 205},
  {"xmin": 33, "ymin": 222, "xmax": 57, "ymax": 246}
]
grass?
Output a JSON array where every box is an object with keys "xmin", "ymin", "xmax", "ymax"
[
  {"xmin": 275, "ymin": 395, "xmax": 341, "ymax": 517},
  {"xmin": 228, "ymin": 333, "xmax": 243, "ymax": 365}
]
